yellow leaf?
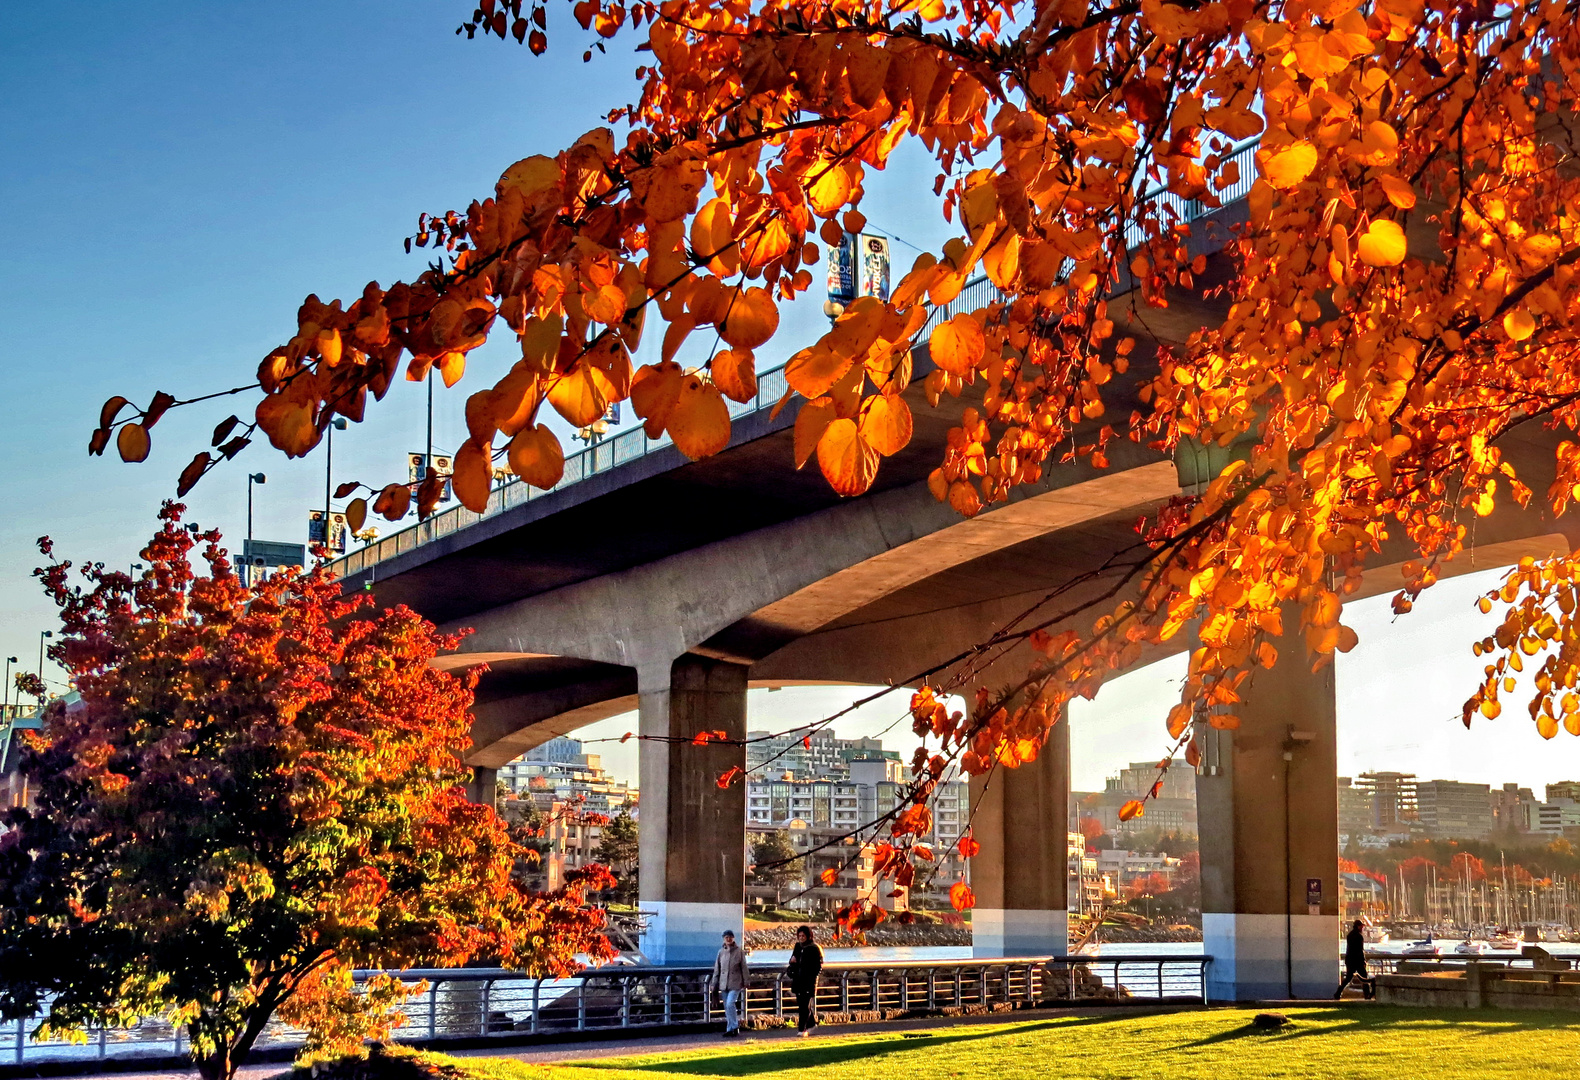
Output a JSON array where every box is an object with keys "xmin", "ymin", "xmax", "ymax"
[
  {"xmin": 929, "ymin": 314, "xmax": 986, "ymax": 375},
  {"xmin": 372, "ymin": 483, "xmax": 411, "ymax": 521},
  {"xmin": 859, "ymin": 393, "xmax": 913, "ymax": 457},
  {"xmin": 452, "ymin": 438, "xmax": 493, "ymax": 512},
  {"xmin": 345, "ymin": 497, "xmax": 367, "ymax": 534},
  {"xmin": 1260, "ymin": 142, "xmax": 1318, "ymax": 189},
  {"xmin": 668, "ymin": 375, "xmax": 730, "ymax": 459},
  {"xmin": 807, "ymin": 163, "xmax": 853, "ymax": 217},
  {"xmin": 817, "ymin": 418, "xmax": 880, "ymax": 496},
  {"xmin": 1356, "ymin": 219, "xmax": 1406, "ymax": 267},
  {"xmin": 507, "ymin": 424, "xmax": 566, "ymax": 488}
]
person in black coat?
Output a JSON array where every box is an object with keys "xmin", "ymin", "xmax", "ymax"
[
  {"xmin": 787, "ymin": 925, "xmax": 824, "ymax": 1034},
  {"xmin": 1335, "ymin": 919, "xmax": 1374, "ymax": 999}
]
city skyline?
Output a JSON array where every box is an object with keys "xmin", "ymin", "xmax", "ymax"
[{"xmin": 572, "ymin": 564, "xmax": 1580, "ymax": 795}]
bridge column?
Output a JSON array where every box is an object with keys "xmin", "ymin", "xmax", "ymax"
[
  {"xmin": 1197, "ymin": 626, "xmax": 1339, "ymax": 1001},
  {"xmin": 970, "ymin": 714, "xmax": 1069, "ymax": 956},
  {"xmin": 638, "ymin": 654, "xmax": 747, "ymax": 964}
]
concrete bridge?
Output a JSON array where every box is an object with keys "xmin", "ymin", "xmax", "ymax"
[{"xmin": 334, "ymin": 152, "xmax": 1578, "ymax": 999}]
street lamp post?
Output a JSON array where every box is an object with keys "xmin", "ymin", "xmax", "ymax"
[
  {"xmin": 2, "ymin": 656, "xmax": 15, "ymax": 715},
  {"xmin": 37, "ymin": 631, "xmax": 52, "ymax": 700},
  {"xmin": 130, "ymin": 561, "xmax": 143, "ymax": 580},
  {"xmin": 324, "ymin": 418, "xmax": 348, "ymax": 554},
  {"xmin": 246, "ymin": 472, "xmax": 267, "ymax": 585}
]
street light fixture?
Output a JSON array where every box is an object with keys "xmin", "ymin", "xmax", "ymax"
[
  {"xmin": 37, "ymin": 631, "xmax": 52, "ymax": 700},
  {"xmin": 246, "ymin": 473, "xmax": 267, "ymax": 585},
  {"xmin": 2, "ymin": 656, "xmax": 15, "ymax": 715},
  {"xmin": 324, "ymin": 418, "xmax": 348, "ymax": 554}
]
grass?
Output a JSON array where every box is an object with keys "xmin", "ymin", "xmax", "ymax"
[{"xmin": 420, "ymin": 1007, "xmax": 1580, "ymax": 1080}]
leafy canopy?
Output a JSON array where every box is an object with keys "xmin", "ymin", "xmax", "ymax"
[
  {"xmin": 0, "ymin": 506, "xmax": 615, "ymax": 1080},
  {"xmin": 92, "ymin": 0, "xmax": 1580, "ymax": 893}
]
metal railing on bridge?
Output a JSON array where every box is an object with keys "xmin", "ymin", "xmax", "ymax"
[
  {"xmin": 324, "ymin": 139, "xmax": 1265, "ymax": 583},
  {"xmin": 0, "ymin": 955, "xmax": 1210, "ymax": 1067}
]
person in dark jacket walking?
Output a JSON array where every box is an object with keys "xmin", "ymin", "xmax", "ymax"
[
  {"xmin": 786, "ymin": 925, "xmax": 824, "ymax": 1035},
  {"xmin": 1335, "ymin": 919, "xmax": 1374, "ymax": 999}
]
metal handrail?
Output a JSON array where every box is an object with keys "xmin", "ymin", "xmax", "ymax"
[{"xmin": 1, "ymin": 955, "xmax": 1212, "ymax": 1065}]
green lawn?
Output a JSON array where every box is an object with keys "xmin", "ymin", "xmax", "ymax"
[{"xmin": 432, "ymin": 1007, "xmax": 1580, "ymax": 1080}]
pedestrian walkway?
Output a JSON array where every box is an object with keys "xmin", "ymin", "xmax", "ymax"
[{"xmin": 58, "ymin": 1001, "xmax": 1203, "ymax": 1080}]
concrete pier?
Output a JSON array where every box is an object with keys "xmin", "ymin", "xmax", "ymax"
[
  {"xmin": 638, "ymin": 655, "xmax": 748, "ymax": 963},
  {"xmin": 1197, "ymin": 621, "xmax": 1339, "ymax": 1001},
  {"xmin": 970, "ymin": 715, "xmax": 1070, "ymax": 957}
]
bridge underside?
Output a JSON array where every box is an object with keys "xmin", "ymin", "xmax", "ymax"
[{"xmin": 355, "ymin": 195, "xmax": 1580, "ymax": 985}]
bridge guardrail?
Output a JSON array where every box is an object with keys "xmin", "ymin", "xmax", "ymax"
[
  {"xmin": 324, "ymin": 138, "xmax": 1266, "ymax": 582},
  {"xmin": 0, "ymin": 955, "xmax": 1210, "ymax": 1066}
]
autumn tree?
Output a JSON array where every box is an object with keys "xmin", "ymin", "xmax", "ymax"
[
  {"xmin": 0, "ymin": 506, "xmax": 615, "ymax": 1080},
  {"xmin": 94, "ymin": 0, "xmax": 1580, "ymax": 900}
]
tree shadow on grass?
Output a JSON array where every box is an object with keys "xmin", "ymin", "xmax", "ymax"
[
  {"xmin": 575, "ymin": 1015, "xmax": 1127, "ymax": 1076},
  {"xmin": 1179, "ymin": 1006, "xmax": 1580, "ymax": 1050}
]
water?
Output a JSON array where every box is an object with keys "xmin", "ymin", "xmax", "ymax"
[{"xmin": 751, "ymin": 942, "xmax": 1203, "ymax": 964}]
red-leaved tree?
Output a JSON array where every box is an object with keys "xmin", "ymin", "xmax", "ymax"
[{"xmin": 0, "ymin": 505, "xmax": 615, "ymax": 1080}]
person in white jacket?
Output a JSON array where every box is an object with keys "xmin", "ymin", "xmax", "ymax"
[{"xmin": 712, "ymin": 930, "xmax": 750, "ymax": 1037}]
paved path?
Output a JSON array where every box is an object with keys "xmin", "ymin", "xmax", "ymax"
[{"xmin": 87, "ymin": 1003, "xmax": 1200, "ymax": 1080}]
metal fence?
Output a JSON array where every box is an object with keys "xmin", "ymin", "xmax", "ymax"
[{"xmin": 0, "ymin": 955, "xmax": 1210, "ymax": 1066}]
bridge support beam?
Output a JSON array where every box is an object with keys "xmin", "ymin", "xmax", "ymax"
[
  {"xmin": 970, "ymin": 714, "xmax": 1069, "ymax": 957},
  {"xmin": 1197, "ymin": 627, "xmax": 1339, "ymax": 1001},
  {"xmin": 638, "ymin": 655, "xmax": 748, "ymax": 964}
]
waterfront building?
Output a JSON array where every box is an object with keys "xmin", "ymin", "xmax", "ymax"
[
  {"xmin": 744, "ymin": 727, "xmax": 898, "ymax": 780},
  {"xmin": 1490, "ymin": 783, "xmax": 1538, "ymax": 833},
  {"xmin": 1415, "ymin": 779, "xmax": 1493, "ymax": 838},
  {"xmin": 1355, "ymin": 772, "xmax": 1419, "ymax": 832}
]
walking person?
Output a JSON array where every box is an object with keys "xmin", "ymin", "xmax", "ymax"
[
  {"xmin": 786, "ymin": 925, "xmax": 824, "ymax": 1036},
  {"xmin": 1335, "ymin": 919, "xmax": 1374, "ymax": 999},
  {"xmin": 713, "ymin": 929, "xmax": 749, "ymax": 1037}
]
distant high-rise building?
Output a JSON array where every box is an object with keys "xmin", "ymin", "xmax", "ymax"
[
  {"xmin": 1355, "ymin": 772, "xmax": 1418, "ymax": 832},
  {"xmin": 1545, "ymin": 780, "xmax": 1580, "ymax": 804},
  {"xmin": 1337, "ymin": 777, "xmax": 1371, "ymax": 838},
  {"xmin": 1491, "ymin": 783, "xmax": 1537, "ymax": 833},
  {"xmin": 1415, "ymin": 779, "xmax": 1493, "ymax": 838},
  {"xmin": 745, "ymin": 728, "xmax": 899, "ymax": 780}
]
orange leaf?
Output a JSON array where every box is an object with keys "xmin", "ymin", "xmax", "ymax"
[
  {"xmin": 794, "ymin": 397, "xmax": 837, "ymax": 468},
  {"xmin": 116, "ymin": 423, "xmax": 151, "ymax": 463},
  {"xmin": 452, "ymin": 439, "xmax": 493, "ymax": 512},
  {"xmin": 507, "ymin": 424, "xmax": 566, "ymax": 488},
  {"xmin": 928, "ymin": 315, "xmax": 985, "ymax": 375},
  {"xmin": 372, "ymin": 483, "xmax": 411, "ymax": 521},
  {"xmin": 584, "ymin": 283, "xmax": 629, "ymax": 325},
  {"xmin": 345, "ymin": 498, "xmax": 368, "ymax": 534},
  {"xmin": 956, "ymin": 833, "xmax": 980, "ymax": 858},
  {"xmin": 1118, "ymin": 799, "xmax": 1146, "ymax": 822},
  {"xmin": 817, "ymin": 418, "xmax": 879, "ymax": 496},
  {"xmin": 859, "ymin": 394, "xmax": 913, "ymax": 457},
  {"xmin": 785, "ymin": 344, "xmax": 852, "ymax": 399},
  {"xmin": 719, "ymin": 287, "xmax": 780, "ymax": 349},
  {"xmin": 949, "ymin": 880, "xmax": 975, "ymax": 912},
  {"xmin": 630, "ymin": 360, "xmax": 685, "ymax": 437},
  {"xmin": 716, "ymin": 765, "xmax": 744, "ymax": 789},
  {"xmin": 820, "ymin": 868, "xmax": 839, "ymax": 886},
  {"xmin": 668, "ymin": 375, "xmax": 730, "ymax": 459},
  {"xmin": 547, "ymin": 364, "xmax": 608, "ymax": 427},
  {"xmin": 711, "ymin": 348, "xmax": 757, "ymax": 403}
]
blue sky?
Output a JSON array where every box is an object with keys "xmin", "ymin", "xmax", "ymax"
[{"xmin": 5, "ymin": 4, "xmax": 1580, "ymax": 791}]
